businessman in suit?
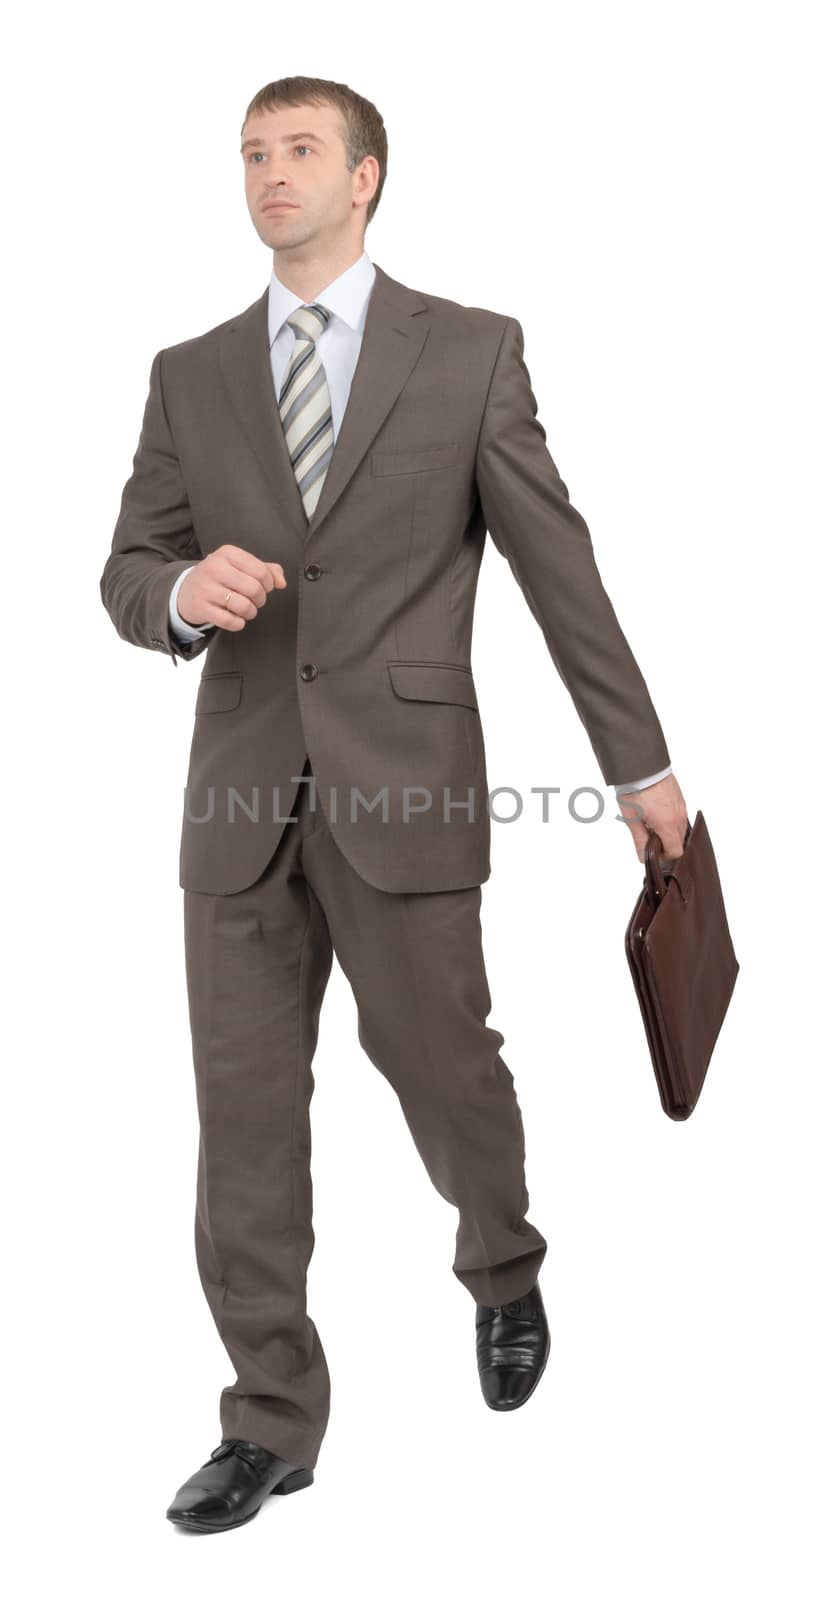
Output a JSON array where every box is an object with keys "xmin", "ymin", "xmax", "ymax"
[{"xmin": 100, "ymin": 77, "xmax": 688, "ymax": 1533}]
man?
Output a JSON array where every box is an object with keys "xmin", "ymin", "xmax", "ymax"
[{"xmin": 100, "ymin": 75, "xmax": 688, "ymax": 1535}]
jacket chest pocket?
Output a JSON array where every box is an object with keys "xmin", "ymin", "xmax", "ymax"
[{"xmin": 371, "ymin": 443, "xmax": 461, "ymax": 477}]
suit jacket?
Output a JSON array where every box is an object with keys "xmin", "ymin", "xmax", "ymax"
[{"xmin": 100, "ymin": 260, "xmax": 671, "ymax": 896}]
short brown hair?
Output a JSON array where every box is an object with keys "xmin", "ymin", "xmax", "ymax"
[{"xmin": 242, "ymin": 76, "xmax": 388, "ymax": 227}]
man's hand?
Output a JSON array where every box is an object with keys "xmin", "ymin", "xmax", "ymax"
[
  {"xmin": 616, "ymin": 773, "xmax": 689, "ymax": 863},
  {"xmin": 178, "ymin": 544, "xmax": 287, "ymax": 631}
]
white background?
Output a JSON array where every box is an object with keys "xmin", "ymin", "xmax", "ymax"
[{"xmin": 4, "ymin": 1, "xmax": 817, "ymax": 1594}]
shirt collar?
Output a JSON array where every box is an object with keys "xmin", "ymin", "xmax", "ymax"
[{"xmin": 267, "ymin": 249, "xmax": 376, "ymax": 347}]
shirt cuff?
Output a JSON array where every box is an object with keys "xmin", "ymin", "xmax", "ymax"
[
  {"xmin": 613, "ymin": 763, "xmax": 674, "ymax": 794},
  {"xmin": 168, "ymin": 566, "xmax": 214, "ymax": 642}
]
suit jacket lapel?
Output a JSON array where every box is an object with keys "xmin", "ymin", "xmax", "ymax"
[{"xmin": 218, "ymin": 261, "xmax": 431, "ymax": 551}]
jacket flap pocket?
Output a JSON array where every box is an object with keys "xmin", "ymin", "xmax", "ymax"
[
  {"xmin": 371, "ymin": 442, "xmax": 461, "ymax": 477},
  {"xmin": 387, "ymin": 661, "xmax": 478, "ymax": 709},
  {"xmin": 195, "ymin": 672, "xmax": 243, "ymax": 714}
]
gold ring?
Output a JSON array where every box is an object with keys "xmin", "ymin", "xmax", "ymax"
[{"xmin": 224, "ymin": 590, "xmax": 233, "ymax": 608}]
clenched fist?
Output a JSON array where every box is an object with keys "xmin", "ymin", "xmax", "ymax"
[{"xmin": 178, "ymin": 544, "xmax": 288, "ymax": 631}]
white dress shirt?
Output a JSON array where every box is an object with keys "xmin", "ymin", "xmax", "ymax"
[{"xmin": 168, "ymin": 250, "xmax": 672, "ymax": 794}]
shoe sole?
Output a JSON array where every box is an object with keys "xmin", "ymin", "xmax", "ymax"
[
  {"xmin": 166, "ymin": 1466, "xmax": 314, "ymax": 1533},
  {"xmin": 480, "ymin": 1327, "xmax": 551, "ymax": 1412}
]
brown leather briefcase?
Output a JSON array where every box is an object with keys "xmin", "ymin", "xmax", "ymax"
[{"xmin": 624, "ymin": 810, "xmax": 739, "ymax": 1119}]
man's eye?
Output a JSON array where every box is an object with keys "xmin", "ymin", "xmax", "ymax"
[
  {"xmin": 295, "ymin": 145, "xmax": 312, "ymax": 156},
  {"xmin": 249, "ymin": 152, "xmax": 265, "ymax": 164}
]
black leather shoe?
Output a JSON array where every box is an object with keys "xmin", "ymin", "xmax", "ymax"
[
  {"xmin": 166, "ymin": 1437, "xmax": 314, "ymax": 1533},
  {"xmin": 476, "ymin": 1278, "xmax": 551, "ymax": 1410}
]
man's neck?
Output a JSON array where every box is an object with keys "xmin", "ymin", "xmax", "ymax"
[{"xmin": 272, "ymin": 244, "xmax": 364, "ymax": 303}]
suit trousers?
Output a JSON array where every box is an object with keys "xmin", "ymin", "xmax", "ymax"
[{"xmin": 182, "ymin": 755, "xmax": 547, "ymax": 1470}]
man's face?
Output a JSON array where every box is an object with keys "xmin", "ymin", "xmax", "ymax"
[{"xmin": 241, "ymin": 102, "xmax": 370, "ymax": 255}]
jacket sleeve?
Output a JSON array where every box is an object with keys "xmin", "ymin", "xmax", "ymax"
[
  {"xmin": 475, "ymin": 316, "xmax": 671, "ymax": 786},
  {"xmin": 99, "ymin": 349, "xmax": 211, "ymax": 668}
]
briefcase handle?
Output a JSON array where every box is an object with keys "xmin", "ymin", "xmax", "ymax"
[{"xmin": 644, "ymin": 816, "xmax": 693, "ymax": 906}]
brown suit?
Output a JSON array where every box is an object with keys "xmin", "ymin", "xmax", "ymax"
[
  {"xmin": 101, "ymin": 261, "xmax": 670, "ymax": 897},
  {"xmin": 100, "ymin": 260, "xmax": 669, "ymax": 1468}
]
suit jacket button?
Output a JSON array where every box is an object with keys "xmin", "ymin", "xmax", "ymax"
[
  {"xmin": 300, "ymin": 663, "xmax": 318, "ymax": 681},
  {"xmin": 304, "ymin": 563, "xmax": 322, "ymax": 580}
]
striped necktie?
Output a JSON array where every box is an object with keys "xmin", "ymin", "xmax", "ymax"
[{"xmin": 278, "ymin": 302, "xmax": 334, "ymax": 522}]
